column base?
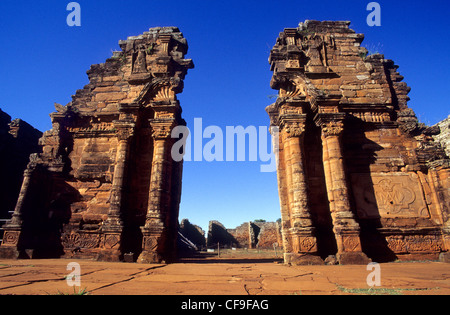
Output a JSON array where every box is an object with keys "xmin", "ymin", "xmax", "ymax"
[
  {"xmin": 0, "ymin": 246, "xmax": 21, "ymax": 259},
  {"xmin": 139, "ymin": 224, "xmax": 167, "ymax": 264},
  {"xmin": 439, "ymin": 252, "xmax": 450, "ymax": 263},
  {"xmin": 96, "ymin": 249, "xmax": 122, "ymax": 262},
  {"xmin": 337, "ymin": 251, "xmax": 371, "ymax": 265},
  {"xmin": 284, "ymin": 253, "xmax": 324, "ymax": 265},
  {"xmin": 137, "ymin": 250, "xmax": 164, "ymax": 264}
]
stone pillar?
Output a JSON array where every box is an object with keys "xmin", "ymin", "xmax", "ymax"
[
  {"xmin": 138, "ymin": 120, "xmax": 173, "ymax": 264},
  {"xmin": 99, "ymin": 121, "xmax": 135, "ymax": 261},
  {"xmin": 0, "ymin": 167, "xmax": 33, "ymax": 256},
  {"xmin": 269, "ymin": 123, "xmax": 292, "ymax": 254},
  {"xmin": 284, "ymin": 115, "xmax": 317, "ymax": 262},
  {"xmin": 281, "ymin": 117, "xmax": 322, "ymax": 264},
  {"xmin": 0, "ymin": 151, "xmax": 44, "ymax": 258},
  {"xmin": 316, "ymin": 114, "xmax": 370, "ymax": 264}
]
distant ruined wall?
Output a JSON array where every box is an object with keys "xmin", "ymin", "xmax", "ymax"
[
  {"xmin": 207, "ymin": 221, "xmax": 237, "ymax": 248},
  {"xmin": 207, "ymin": 220, "xmax": 282, "ymax": 249},
  {"xmin": 256, "ymin": 222, "xmax": 282, "ymax": 248},
  {"xmin": 179, "ymin": 218, "xmax": 206, "ymax": 250}
]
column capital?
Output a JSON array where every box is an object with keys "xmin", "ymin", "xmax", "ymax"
[
  {"xmin": 114, "ymin": 121, "xmax": 135, "ymax": 141},
  {"xmin": 321, "ymin": 120, "xmax": 344, "ymax": 138},
  {"xmin": 149, "ymin": 119, "xmax": 175, "ymax": 140},
  {"xmin": 284, "ymin": 121, "xmax": 306, "ymax": 138},
  {"xmin": 280, "ymin": 113, "xmax": 307, "ymax": 138},
  {"xmin": 314, "ymin": 113, "xmax": 345, "ymax": 138}
]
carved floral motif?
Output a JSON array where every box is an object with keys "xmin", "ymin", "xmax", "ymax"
[
  {"xmin": 61, "ymin": 232, "xmax": 100, "ymax": 249},
  {"xmin": 284, "ymin": 121, "xmax": 305, "ymax": 138},
  {"xmin": 321, "ymin": 120, "xmax": 344, "ymax": 138},
  {"xmin": 386, "ymin": 235, "xmax": 443, "ymax": 253}
]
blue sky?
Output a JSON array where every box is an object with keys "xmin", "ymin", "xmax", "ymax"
[{"xmin": 1, "ymin": 0, "xmax": 449, "ymax": 233}]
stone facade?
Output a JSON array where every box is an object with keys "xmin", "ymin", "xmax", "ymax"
[
  {"xmin": 0, "ymin": 27, "xmax": 193, "ymax": 263},
  {"xmin": 266, "ymin": 21, "xmax": 450, "ymax": 264}
]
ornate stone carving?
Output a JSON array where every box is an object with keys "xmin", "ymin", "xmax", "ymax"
[
  {"xmin": 116, "ymin": 126, "xmax": 135, "ymax": 141},
  {"xmin": 303, "ymin": 35, "xmax": 326, "ymax": 68},
  {"xmin": 342, "ymin": 235, "xmax": 361, "ymax": 252},
  {"xmin": 143, "ymin": 236, "xmax": 159, "ymax": 252},
  {"xmin": 321, "ymin": 120, "xmax": 344, "ymax": 138},
  {"xmin": 103, "ymin": 234, "xmax": 120, "ymax": 250},
  {"xmin": 386, "ymin": 236, "xmax": 407, "ymax": 253},
  {"xmin": 2, "ymin": 231, "xmax": 20, "ymax": 246},
  {"xmin": 80, "ymin": 233, "xmax": 101, "ymax": 249},
  {"xmin": 300, "ymin": 237, "xmax": 316, "ymax": 252},
  {"xmin": 132, "ymin": 44, "xmax": 148, "ymax": 74},
  {"xmin": 284, "ymin": 121, "xmax": 305, "ymax": 138},
  {"xmin": 352, "ymin": 173, "xmax": 430, "ymax": 219},
  {"xmin": 61, "ymin": 232, "xmax": 82, "ymax": 249},
  {"xmin": 151, "ymin": 124, "xmax": 172, "ymax": 140},
  {"xmin": 61, "ymin": 232, "xmax": 100, "ymax": 249},
  {"xmin": 406, "ymin": 235, "xmax": 443, "ymax": 252},
  {"xmin": 386, "ymin": 235, "xmax": 444, "ymax": 253}
]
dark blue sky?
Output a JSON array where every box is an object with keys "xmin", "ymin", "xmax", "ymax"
[{"xmin": 1, "ymin": 0, "xmax": 449, "ymax": 232}]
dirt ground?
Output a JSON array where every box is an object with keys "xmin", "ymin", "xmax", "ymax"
[{"xmin": 0, "ymin": 253, "xmax": 448, "ymax": 295}]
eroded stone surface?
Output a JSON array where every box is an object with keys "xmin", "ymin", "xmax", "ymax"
[
  {"xmin": 434, "ymin": 115, "xmax": 450, "ymax": 158},
  {"xmin": 0, "ymin": 259, "xmax": 448, "ymax": 295}
]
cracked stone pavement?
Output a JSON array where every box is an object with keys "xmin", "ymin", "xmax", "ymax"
[{"xmin": 0, "ymin": 259, "xmax": 448, "ymax": 295}]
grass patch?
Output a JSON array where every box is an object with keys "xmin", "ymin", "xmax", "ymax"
[
  {"xmin": 53, "ymin": 287, "xmax": 90, "ymax": 295},
  {"xmin": 337, "ymin": 285, "xmax": 402, "ymax": 295},
  {"xmin": 336, "ymin": 285, "xmax": 440, "ymax": 295}
]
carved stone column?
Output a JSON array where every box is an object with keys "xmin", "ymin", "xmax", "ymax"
[
  {"xmin": 100, "ymin": 121, "xmax": 135, "ymax": 261},
  {"xmin": 0, "ymin": 168, "xmax": 32, "ymax": 255},
  {"xmin": 104, "ymin": 121, "xmax": 135, "ymax": 230},
  {"xmin": 7, "ymin": 168, "xmax": 33, "ymax": 229},
  {"xmin": 269, "ymin": 123, "xmax": 292, "ymax": 254},
  {"xmin": 0, "ymin": 156, "xmax": 39, "ymax": 258},
  {"xmin": 315, "ymin": 113, "xmax": 370, "ymax": 264},
  {"xmin": 280, "ymin": 114, "xmax": 322, "ymax": 265},
  {"xmin": 138, "ymin": 119, "xmax": 174, "ymax": 264}
]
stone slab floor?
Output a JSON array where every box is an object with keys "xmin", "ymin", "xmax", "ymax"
[{"xmin": 0, "ymin": 259, "xmax": 448, "ymax": 295}]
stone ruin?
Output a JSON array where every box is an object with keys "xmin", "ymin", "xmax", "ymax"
[
  {"xmin": 0, "ymin": 21, "xmax": 449, "ymax": 265},
  {"xmin": 206, "ymin": 220, "xmax": 282, "ymax": 250},
  {"xmin": 0, "ymin": 110, "xmax": 42, "ymax": 239},
  {"xmin": 266, "ymin": 20, "xmax": 450, "ymax": 264},
  {"xmin": 0, "ymin": 27, "xmax": 193, "ymax": 263},
  {"xmin": 178, "ymin": 218, "xmax": 206, "ymax": 251},
  {"xmin": 434, "ymin": 115, "xmax": 450, "ymax": 158}
]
